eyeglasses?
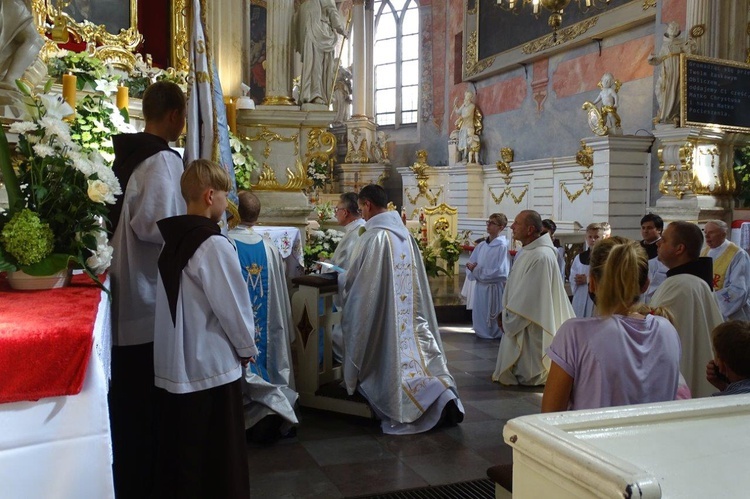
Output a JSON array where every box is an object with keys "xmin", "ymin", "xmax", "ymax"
[
  {"xmin": 485, "ymin": 221, "xmax": 501, "ymax": 226},
  {"xmin": 334, "ymin": 207, "xmax": 347, "ymax": 213}
]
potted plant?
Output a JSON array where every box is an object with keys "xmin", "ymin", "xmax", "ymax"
[{"xmin": 0, "ymin": 81, "xmax": 121, "ymax": 289}]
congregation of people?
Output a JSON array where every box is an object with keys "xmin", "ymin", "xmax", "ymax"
[{"xmin": 104, "ymin": 83, "xmax": 750, "ymax": 499}]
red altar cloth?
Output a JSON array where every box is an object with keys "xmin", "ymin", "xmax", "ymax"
[{"xmin": 0, "ymin": 274, "xmax": 103, "ymax": 403}]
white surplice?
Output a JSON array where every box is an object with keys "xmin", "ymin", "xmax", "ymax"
[
  {"xmin": 569, "ymin": 252, "xmax": 595, "ymax": 318},
  {"xmin": 650, "ymin": 274, "xmax": 724, "ymax": 397},
  {"xmin": 493, "ymin": 233, "xmax": 575, "ymax": 386},
  {"xmin": 466, "ymin": 236, "xmax": 510, "ymax": 339}
]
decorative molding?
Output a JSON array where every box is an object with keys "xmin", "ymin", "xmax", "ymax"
[
  {"xmin": 244, "ymin": 127, "xmax": 300, "ymax": 159},
  {"xmin": 252, "ymin": 160, "xmax": 312, "ymax": 191},
  {"xmin": 642, "ymin": 0, "xmax": 657, "ymax": 9},
  {"xmin": 423, "ymin": 203, "xmax": 458, "ymax": 216},
  {"xmin": 465, "ymin": 30, "xmax": 495, "ymax": 78},
  {"xmin": 690, "ymin": 24, "xmax": 706, "ymax": 39},
  {"xmin": 172, "ymin": 0, "xmax": 190, "ymax": 72},
  {"xmin": 561, "ymin": 182, "xmax": 593, "ymax": 203},
  {"xmin": 658, "ymin": 141, "xmax": 694, "ymax": 199},
  {"xmin": 305, "ymin": 128, "xmax": 336, "ymax": 165},
  {"xmin": 488, "ymin": 185, "xmax": 529, "ymax": 205},
  {"xmin": 521, "ymin": 17, "xmax": 598, "ymax": 55},
  {"xmin": 420, "ymin": 8, "xmax": 434, "ymax": 123},
  {"xmin": 495, "ymin": 147, "xmax": 514, "ymax": 185}
]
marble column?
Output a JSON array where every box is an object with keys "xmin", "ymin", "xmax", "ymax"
[
  {"xmin": 351, "ymin": 0, "xmax": 367, "ymax": 118},
  {"xmin": 715, "ymin": 0, "xmax": 750, "ymax": 62},
  {"xmin": 365, "ymin": 1, "xmax": 375, "ymax": 119},
  {"xmin": 263, "ymin": 0, "xmax": 295, "ymax": 105},
  {"xmin": 206, "ymin": 0, "xmax": 243, "ymax": 97},
  {"xmin": 685, "ymin": 0, "xmax": 714, "ymax": 57}
]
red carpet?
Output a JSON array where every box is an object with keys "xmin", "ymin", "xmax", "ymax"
[{"xmin": 0, "ymin": 274, "xmax": 103, "ymax": 403}]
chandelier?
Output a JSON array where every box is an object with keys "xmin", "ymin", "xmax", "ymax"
[{"xmin": 496, "ymin": 0, "xmax": 612, "ymax": 40}]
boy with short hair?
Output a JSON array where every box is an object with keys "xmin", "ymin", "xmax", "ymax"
[
  {"xmin": 108, "ymin": 80, "xmax": 187, "ymax": 497},
  {"xmin": 154, "ymin": 159, "xmax": 257, "ymax": 497},
  {"xmin": 570, "ymin": 223, "xmax": 603, "ymax": 318},
  {"xmin": 706, "ymin": 321, "xmax": 750, "ymax": 396}
]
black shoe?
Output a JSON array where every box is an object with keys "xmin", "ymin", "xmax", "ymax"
[
  {"xmin": 247, "ymin": 415, "xmax": 284, "ymax": 444},
  {"xmin": 435, "ymin": 400, "xmax": 464, "ymax": 429}
]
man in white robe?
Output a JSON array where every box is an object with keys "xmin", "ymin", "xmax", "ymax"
[
  {"xmin": 640, "ymin": 213, "xmax": 667, "ymax": 302},
  {"xmin": 493, "ymin": 210, "xmax": 575, "ymax": 386},
  {"xmin": 465, "ymin": 213, "xmax": 510, "ymax": 339},
  {"xmin": 330, "ymin": 192, "xmax": 365, "ymax": 360},
  {"xmin": 228, "ymin": 191, "xmax": 298, "ymax": 442},
  {"xmin": 331, "ymin": 192, "xmax": 366, "ymax": 271},
  {"xmin": 341, "ymin": 185, "xmax": 464, "ymax": 434},
  {"xmin": 651, "ymin": 221, "xmax": 723, "ymax": 397},
  {"xmin": 701, "ymin": 220, "xmax": 750, "ymax": 321}
]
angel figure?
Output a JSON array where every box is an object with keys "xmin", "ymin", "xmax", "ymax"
[{"xmin": 583, "ymin": 72, "xmax": 622, "ymax": 136}]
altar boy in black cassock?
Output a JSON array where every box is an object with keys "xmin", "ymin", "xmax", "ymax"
[{"xmin": 153, "ymin": 159, "xmax": 257, "ymax": 498}]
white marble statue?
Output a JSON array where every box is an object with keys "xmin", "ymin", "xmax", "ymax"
[
  {"xmin": 0, "ymin": 0, "xmax": 46, "ymax": 97},
  {"xmin": 648, "ymin": 22, "xmax": 696, "ymax": 125},
  {"xmin": 450, "ymin": 90, "xmax": 483, "ymax": 164},
  {"xmin": 332, "ymin": 65, "xmax": 352, "ymax": 124},
  {"xmin": 371, "ymin": 130, "xmax": 390, "ymax": 165},
  {"xmin": 294, "ymin": 0, "xmax": 346, "ymax": 105}
]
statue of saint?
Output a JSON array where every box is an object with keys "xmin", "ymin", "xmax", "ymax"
[
  {"xmin": 294, "ymin": 0, "xmax": 346, "ymax": 105},
  {"xmin": 0, "ymin": 0, "xmax": 46, "ymax": 91},
  {"xmin": 648, "ymin": 22, "xmax": 696, "ymax": 125},
  {"xmin": 332, "ymin": 65, "xmax": 352, "ymax": 124},
  {"xmin": 450, "ymin": 91, "xmax": 483, "ymax": 163}
]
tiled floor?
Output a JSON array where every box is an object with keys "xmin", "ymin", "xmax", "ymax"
[{"xmin": 246, "ymin": 326, "xmax": 543, "ymax": 498}]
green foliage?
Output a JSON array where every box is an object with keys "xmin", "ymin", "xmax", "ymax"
[
  {"xmin": 411, "ymin": 229, "xmax": 448, "ymax": 278},
  {"xmin": 123, "ymin": 75, "xmax": 150, "ymax": 99},
  {"xmin": 303, "ymin": 229, "xmax": 343, "ymax": 273},
  {"xmin": 734, "ymin": 146, "xmax": 750, "ymax": 208},
  {"xmin": 46, "ymin": 49, "xmax": 108, "ymax": 90},
  {"xmin": 70, "ymin": 94, "xmax": 133, "ymax": 163},
  {"xmin": 0, "ymin": 209, "xmax": 55, "ymax": 266},
  {"xmin": 435, "ymin": 228, "xmax": 462, "ymax": 270}
]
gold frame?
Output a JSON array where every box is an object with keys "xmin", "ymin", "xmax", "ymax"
[
  {"xmin": 32, "ymin": 0, "xmax": 142, "ymax": 72},
  {"xmin": 680, "ymin": 53, "xmax": 750, "ymax": 134}
]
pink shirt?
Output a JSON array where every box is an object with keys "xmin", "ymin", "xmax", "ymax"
[{"xmin": 547, "ymin": 314, "xmax": 681, "ymax": 410}]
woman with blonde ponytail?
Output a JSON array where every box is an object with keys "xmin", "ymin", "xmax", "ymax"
[{"xmin": 541, "ymin": 237, "xmax": 682, "ymax": 412}]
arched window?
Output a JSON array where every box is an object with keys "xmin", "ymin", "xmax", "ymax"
[{"xmin": 374, "ymin": 0, "xmax": 419, "ymax": 127}]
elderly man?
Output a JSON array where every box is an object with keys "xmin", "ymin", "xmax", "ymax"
[
  {"xmin": 331, "ymin": 192, "xmax": 365, "ymax": 271},
  {"xmin": 701, "ymin": 220, "xmax": 750, "ymax": 321},
  {"xmin": 652, "ymin": 221, "xmax": 723, "ymax": 397},
  {"xmin": 341, "ymin": 184, "xmax": 464, "ymax": 434},
  {"xmin": 493, "ymin": 210, "xmax": 575, "ymax": 386}
]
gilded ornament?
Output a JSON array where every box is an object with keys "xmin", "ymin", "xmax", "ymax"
[
  {"xmin": 305, "ymin": 128, "xmax": 336, "ymax": 165},
  {"xmin": 690, "ymin": 24, "xmax": 706, "ymax": 39},
  {"xmin": 33, "ymin": 0, "xmax": 143, "ymax": 72},
  {"xmin": 434, "ymin": 217, "xmax": 450, "ymax": 232},
  {"xmin": 488, "ymin": 185, "xmax": 529, "ymax": 205},
  {"xmin": 465, "ymin": 30, "xmax": 495, "ymax": 77},
  {"xmin": 561, "ymin": 182, "xmax": 592, "ymax": 203},
  {"xmin": 522, "ymin": 18, "xmax": 598, "ymax": 54},
  {"xmin": 575, "ymin": 141, "xmax": 594, "ymax": 168},
  {"xmin": 251, "ymin": 160, "xmax": 312, "ymax": 192},
  {"xmin": 642, "ymin": 0, "xmax": 657, "ymax": 9},
  {"xmin": 423, "ymin": 203, "xmax": 458, "ymax": 216},
  {"xmin": 245, "ymin": 127, "xmax": 299, "ymax": 159}
]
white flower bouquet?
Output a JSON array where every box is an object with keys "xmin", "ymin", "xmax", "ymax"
[{"xmin": 0, "ymin": 81, "xmax": 121, "ymax": 285}]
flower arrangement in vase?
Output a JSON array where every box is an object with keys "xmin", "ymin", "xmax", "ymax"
[{"xmin": 0, "ymin": 81, "xmax": 122, "ymax": 289}]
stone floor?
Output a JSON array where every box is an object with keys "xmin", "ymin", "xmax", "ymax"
[{"xmin": 246, "ymin": 326, "xmax": 543, "ymax": 498}]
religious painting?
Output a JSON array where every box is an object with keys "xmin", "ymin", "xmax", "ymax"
[
  {"xmin": 249, "ymin": 1, "xmax": 267, "ymax": 105},
  {"xmin": 63, "ymin": 0, "xmax": 131, "ymax": 34},
  {"xmin": 462, "ymin": 0, "xmax": 654, "ymax": 81}
]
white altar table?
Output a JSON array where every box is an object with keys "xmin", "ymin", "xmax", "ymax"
[
  {"xmin": 254, "ymin": 225, "xmax": 304, "ymax": 279},
  {"xmin": 0, "ymin": 279, "xmax": 114, "ymax": 499}
]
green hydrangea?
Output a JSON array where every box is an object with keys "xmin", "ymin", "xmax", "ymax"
[{"xmin": 1, "ymin": 209, "xmax": 55, "ymax": 266}]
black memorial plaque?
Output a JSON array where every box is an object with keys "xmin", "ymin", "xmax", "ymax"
[{"xmin": 681, "ymin": 55, "xmax": 750, "ymax": 133}]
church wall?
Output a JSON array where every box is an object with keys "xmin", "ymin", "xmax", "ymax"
[{"xmin": 388, "ymin": 1, "xmax": 662, "ymax": 169}]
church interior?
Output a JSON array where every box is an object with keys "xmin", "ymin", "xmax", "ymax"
[{"xmin": 1, "ymin": 0, "xmax": 750, "ymax": 497}]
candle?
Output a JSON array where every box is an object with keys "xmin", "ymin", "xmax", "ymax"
[
  {"xmin": 225, "ymin": 97, "xmax": 237, "ymax": 134},
  {"xmin": 62, "ymin": 73, "xmax": 76, "ymax": 110},
  {"xmin": 116, "ymin": 85, "xmax": 129, "ymax": 111}
]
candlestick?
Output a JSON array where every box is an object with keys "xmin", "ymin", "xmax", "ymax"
[
  {"xmin": 225, "ymin": 97, "xmax": 237, "ymax": 134},
  {"xmin": 62, "ymin": 73, "xmax": 76, "ymax": 110},
  {"xmin": 116, "ymin": 85, "xmax": 129, "ymax": 111}
]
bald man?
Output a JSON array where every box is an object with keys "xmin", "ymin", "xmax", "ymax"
[{"xmin": 493, "ymin": 210, "xmax": 574, "ymax": 386}]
